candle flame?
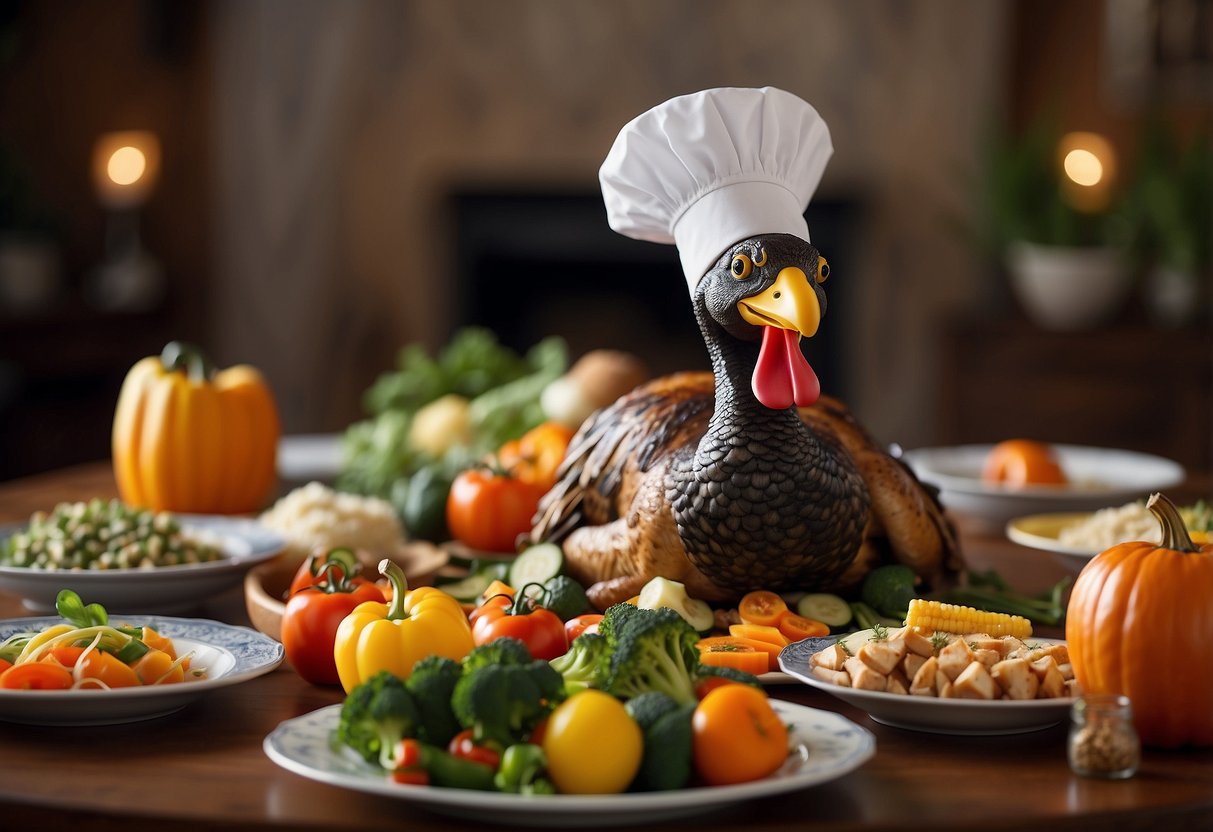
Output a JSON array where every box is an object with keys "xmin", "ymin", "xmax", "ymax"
[{"xmin": 107, "ymin": 146, "xmax": 147, "ymax": 186}]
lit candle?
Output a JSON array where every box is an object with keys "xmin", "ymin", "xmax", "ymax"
[{"xmin": 92, "ymin": 131, "xmax": 160, "ymax": 210}]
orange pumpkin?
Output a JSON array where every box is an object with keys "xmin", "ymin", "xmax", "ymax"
[{"xmin": 1066, "ymin": 493, "xmax": 1213, "ymax": 748}]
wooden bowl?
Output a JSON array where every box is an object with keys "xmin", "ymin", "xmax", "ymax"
[{"xmin": 243, "ymin": 542, "xmax": 449, "ymax": 642}]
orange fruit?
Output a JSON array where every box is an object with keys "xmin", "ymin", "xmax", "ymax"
[{"xmin": 981, "ymin": 439, "xmax": 1067, "ymax": 487}]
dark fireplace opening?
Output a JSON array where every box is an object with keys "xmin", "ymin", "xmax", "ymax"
[{"xmin": 450, "ymin": 189, "xmax": 861, "ymax": 399}]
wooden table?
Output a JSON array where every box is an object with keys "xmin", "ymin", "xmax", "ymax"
[{"xmin": 1, "ymin": 463, "xmax": 1210, "ymax": 832}]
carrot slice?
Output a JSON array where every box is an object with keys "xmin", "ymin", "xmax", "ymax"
[
  {"xmin": 777, "ymin": 612, "xmax": 830, "ymax": 641},
  {"xmin": 722, "ymin": 628, "xmax": 788, "ymax": 671},
  {"xmin": 729, "ymin": 623, "xmax": 790, "ymax": 647},
  {"xmin": 698, "ymin": 644, "xmax": 769, "ymax": 675},
  {"xmin": 738, "ymin": 591, "xmax": 788, "ymax": 627},
  {"xmin": 0, "ymin": 662, "xmax": 74, "ymax": 690}
]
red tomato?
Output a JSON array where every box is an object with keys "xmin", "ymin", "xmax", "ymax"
[
  {"xmin": 289, "ymin": 547, "xmax": 370, "ymax": 596},
  {"xmin": 446, "ymin": 468, "xmax": 546, "ymax": 553},
  {"xmin": 472, "ymin": 601, "xmax": 569, "ymax": 661},
  {"xmin": 565, "ymin": 614, "xmax": 604, "ymax": 643},
  {"xmin": 282, "ymin": 579, "xmax": 385, "ymax": 686}
]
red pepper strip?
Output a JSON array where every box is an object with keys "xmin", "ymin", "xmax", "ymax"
[{"xmin": 448, "ymin": 728, "xmax": 502, "ymax": 770}]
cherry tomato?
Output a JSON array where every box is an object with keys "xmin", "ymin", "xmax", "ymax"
[
  {"xmin": 542, "ymin": 690, "xmax": 642, "ymax": 794},
  {"xmin": 446, "ymin": 467, "xmax": 546, "ymax": 553},
  {"xmin": 448, "ymin": 728, "xmax": 502, "ymax": 770},
  {"xmin": 0, "ymin": 662, "xmax": 74, "ymax": 690},
  {"xmin": 282, "ymin": 572, "xmax": 386, "ymax": 686},
  {"xmin": 738, "ymin": 590, "xmax": 788, "ymax": 627},
  {"xmin": 777, "ymin": 612, "xmax": 829, "ymax": 641},
  {"xmin": 472, "ymin": 598, "xmax": 569, "ymax": 661},
  {"xmin": 692, "ymin": 683, "xmax": 788, "ymax": 785},
  {"xmin": 564, "ymin": 614, "xmax": 604, "ymax": 643}
]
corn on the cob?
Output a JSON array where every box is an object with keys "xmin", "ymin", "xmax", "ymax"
[{"xmin": 905, "ymin": 599, "xmax": 1032, "ymax": 639}]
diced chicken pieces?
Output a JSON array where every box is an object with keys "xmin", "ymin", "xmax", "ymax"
[
  {"xmin": 938, "ymin": 638, "xmax": 976, "ymax": 681},
  {"xmin": 1035, "ymin": 659, "xmax": 1067, "ymax": 699},
  {"xmin": 811, "ymin": 666, "xmax": 851, "ymax": 687},
  {"xmin": 1058, "ymin": 662, "xmax": 1074, "ymax": 681},
  {"xmin": 904, "ymin": 652, "xmax": 927, "ymax": 681},
  {"xmin": 938, "ymin": 679, "xmax": 955, "ymax": 698},
  {"xmin": 858, "ymin": 639, "xmax": 907, "ymax": 675},
  {"xmin": 970, "ymin": 636, "xmax": 1003, "ymax": 654},
  {"xmin": 1065, "ymin": 679, "xmax": 1082, "ymax": 697},
  {"xmin": 935, "ymin": 669, "xmax": 951, "ymax": 695},
  {"xmin": 886, "ymin": 675, "xmax": 908, "ymax": 695},
  {"xmin": 991, "ymin": 658, "xmax": 1040, "ymax": 701},
  {"xmin": 1046, "ymin": 643, "xmax": 1070, "ymax": 665},
  {"xmin": 903, "ymin": 629, "xmax": 936, "ymax": 658},
  {"xmin": 953, "ymin": 661, "xmax": 999, "ymax": 700},
  {"xmin": 846, "ymin": 661, "xmax": 888, "ymax": 692},
  {"xmin": 910, "ymin": 655, "xmax": 939, "ymax": 696},
  {"xmin": 974, "ymin": 648, "xmax": 1001, "ymax": 669},
  {"xmin": 811, "ymin": 644, "xmax": 849, "ymax": 672}
]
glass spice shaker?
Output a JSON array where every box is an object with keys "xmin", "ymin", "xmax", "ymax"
[{"xmin": 1068, "ymin": 694, "xmax": 1141, "ymax": 779}]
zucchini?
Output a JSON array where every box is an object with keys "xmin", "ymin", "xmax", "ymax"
[
  {"xmin": 797, "ymin": 593, "xmax": 853, "ymax": 629},
  {"xmin": 508, "ymin": 543, "xmax": 565, "ymax": 594}
]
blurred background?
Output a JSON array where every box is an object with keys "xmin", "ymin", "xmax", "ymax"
[{"xmin": 0, "ymin": 0, "xmax": 1209, "ymax": 482}]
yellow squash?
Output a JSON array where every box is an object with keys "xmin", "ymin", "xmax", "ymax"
[
  {"xmin": 112, "ymin": 341, "xmax": 280, "ymax": 515},
  {"xmin": 334, "ymin": 559, "xmax": 474, "ymax": 693}
]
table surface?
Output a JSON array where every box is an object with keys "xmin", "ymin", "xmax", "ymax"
[{"xmin": 1, "ymin": 462, "xmax": 1210, "ymax": 832}]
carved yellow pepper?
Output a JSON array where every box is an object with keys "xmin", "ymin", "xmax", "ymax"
[
  {"xmin": 334, "ymin": 559, "xmax": 474, "ymax": 693},
  {"xmin": 111, "ymin": 342, "xmax": 280, "ymax": 515}
]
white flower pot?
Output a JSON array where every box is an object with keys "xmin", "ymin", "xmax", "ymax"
[{"xmin": 1004, "ymin": 241, "xmax": 1133, "ymax": 331}]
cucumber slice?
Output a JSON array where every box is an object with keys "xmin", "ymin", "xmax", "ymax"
[
  {"xmin": 797, "ymin": 593, "xmax": 853, "ymax": 629},
  {"xmin": 637, "ymin": 576, "xmax": 715, "ymax": 633},
  {"xmin": 434, "ymin": 571, "xmax": 496, "ymax": 604},
  {"xmin": 508, "ymin": 543, "xmax": 565, "ymax": 594}
]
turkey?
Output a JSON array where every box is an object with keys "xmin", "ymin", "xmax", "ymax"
[{"xmin": 530, "ymin": 233, "xmax": 960, "ymax": 607}]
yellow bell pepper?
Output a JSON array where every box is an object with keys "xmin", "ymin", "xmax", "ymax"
[
  {"xmin": 334, "ymin": 559, "xmax": 474, "ymax": 693},
  {"xmin": 112, "ymin": 341, "xmax": 280, "ymax": 515}
]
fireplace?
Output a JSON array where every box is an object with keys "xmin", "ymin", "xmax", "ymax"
[{"xmin": 450, "ymin": 189, "xmax": 860, "ymax": 397}]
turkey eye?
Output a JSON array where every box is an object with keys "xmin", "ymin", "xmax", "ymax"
[
  {"xmin": 731, "ymin": 254, "xmax": 753, "ymax": 279},
  {"xmin": 816, "ymin": 256, "xmax": 830, "ymax": 284},
  {"xmin": 753, "ymin": 248, "xmax": 768, "ymax": 267}
]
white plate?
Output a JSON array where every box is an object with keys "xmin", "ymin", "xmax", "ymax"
[
  {"xmin": 780, "ymin": 637, "xmax": 1074, "ymax": 735},
  {"xmin": 264, "ymin": 701, "xmax": 875, "ymax": 827},
  {"xmin": 0, "ymin": 616, "xmax": 283, "ymax": 725},
  {"xmin": 1006, "ymin": 512, "xmax": 1104, "ymax": 573},
  {"xmin": 902, "ymin": 444, "xmax": 1184, "ymax": 531},
  {"xmin": 278, "ymin": 434, "xmax": 343, "ymax": 482},
  {"xmin": 0, "ymin": 515, "xmax": 285, "ymax": 614}
]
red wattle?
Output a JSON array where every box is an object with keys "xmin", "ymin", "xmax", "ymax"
[{"xmin": 752, "ymin": 326, "xmax": 820, "ymax": 410}]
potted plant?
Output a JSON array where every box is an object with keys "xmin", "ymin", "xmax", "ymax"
[
  {"xmin": 1121, "ymin": 122, "xmax": 1212, "ymax": 329},
  {"xmin": 979, "ymin": 118, "xmax": 1133, "ymax": 331}
]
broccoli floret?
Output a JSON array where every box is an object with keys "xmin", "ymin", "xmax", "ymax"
[
  {"xmin": 451, "ymin": 659, "xmax": 564, "ymax": 749},
  {"xmin": 696, "ymin": 664, "xmax": 763, "ymax": 690},
  {"xmin": 601, "ymin": 606, "xmax": 701, "ymax": 704},
  {"xmin": 542, "ymin": 575, "xmax": 590, "ymax": 621},
  {"xmin": 460, "ymin": 636, "xmax": 534, "ymax": 675},
  {"xmin": 634, "ymin": 702, "xmax": 696, "ymax": 791},
  {"xmin": 597, "ymin": 601, "xmax": 646, "ymax": 643},
  {"xmin": 548, "ymin": 631, "xmax": 607, "ymax": 694},
  {"xmin": 336, "ymin": 671, "xmax": 421, "ymax": 769},
  {"xmin": 624, "ymin": 690, "xmax": 679, "ymax": 732},
  {"xmin": 404, "ymin": 655, "xmax": 463, "ymax": 747}
]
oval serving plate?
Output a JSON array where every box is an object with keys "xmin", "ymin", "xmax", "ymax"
[
  {"xmin": 0, "ymin": 615, "xmax": 283, "ymax": 726},
  {"xmin": 265, "ymin": 700, "xmax": 874, "ymax": 828},
  {"xmin": 0, "ymin": 514, "xmax": 285, "ymax": 614},
  {"xmin": 780, "ymin": 636, "xmax": 1075, "ymax": 735}
]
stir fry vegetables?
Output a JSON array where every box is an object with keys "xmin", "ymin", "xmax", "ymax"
[{"xmin": 0, "ymin": 590, "xmax": 200, "ymax": 690}]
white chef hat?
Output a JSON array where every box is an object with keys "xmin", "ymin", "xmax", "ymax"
[{"xmin": 599, "ymin": 87, "xmax": 833, "ymax": 292}]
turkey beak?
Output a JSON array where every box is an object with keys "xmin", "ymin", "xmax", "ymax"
[{"xmin": 737, "ymin": 267, "xmax": 821, "ymax": 338}]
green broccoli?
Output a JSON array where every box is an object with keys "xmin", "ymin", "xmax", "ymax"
[
  {"xmin": 460, "ymin": 636, "xmax": 534, "ymax": 675},
  {"xmin": 548, "ymin": 631, "xmax": 607, "ymax": 694},
  {"xmin": 861, "ymin": 564, "xmax": 918, "ymax": 621},
  {"xmin": 404, "ymin": 655, "xmax": 463, "ymax": 747},
  {"xmin": 451, "ymin": 659, "xmax": 565, "ymax": 749},
  {"xmin": 634, "ymin": 702, "xmax": 696, "ymax": 791},
  {"xmin": 600, "ymin": 604, "xmax": 701, "ymax": 705},
  {"xmin": 624, "ymin": 690, "xmax": 679, "ymax": 731},
  {"xmin": 336, "ymin": 671, "xmax": 422, "ymax": 769}
]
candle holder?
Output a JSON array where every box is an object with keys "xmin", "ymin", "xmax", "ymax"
[{"xmin": 84, "ymin": 131, "xmax": 164, "ymax": 312}]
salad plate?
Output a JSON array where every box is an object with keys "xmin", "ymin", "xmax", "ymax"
[
  {"xmin": 0, "ymin": 616, "xmax": 283, "ymax": 726},
  {"xmin": 902, "ymin": 444, "xmax": 1183, "ymax": 530},
  {"xmin": 780, "ymin": 637, "xmax": 1075, "ymax": 735},
  {"xmin": 0, "ymin": 514, "xmax": 285, "ymax": 614},
  {"xmin": 264, "ymin": 701, "xmax": 875, "ymax": 827}
]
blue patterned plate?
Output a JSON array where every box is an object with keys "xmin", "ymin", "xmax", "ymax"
[
  {"xmin": 264, "ymin": 701, "xmax": 874, "ymax": 827},
  {"xmin": 0, "ymin": 616, "xmax": 283, "ymax": 725}
]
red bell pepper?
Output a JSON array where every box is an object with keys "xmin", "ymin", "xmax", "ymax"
[
  {"xmin": 281, "ymin": 548, "xmax": 386, "ymax": 686},
  {"xmin": 470, "ymin": 587, "xmax": 569, "ymax": 661}
]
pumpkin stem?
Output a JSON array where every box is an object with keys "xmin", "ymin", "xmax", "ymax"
[
  {"xmin": 160, "ymin": 341, "xmax": 214, "ymax": 383},
  {"xmin": 1146, "ymin": 493, "xmax": 1199, "ymax": 553}
]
